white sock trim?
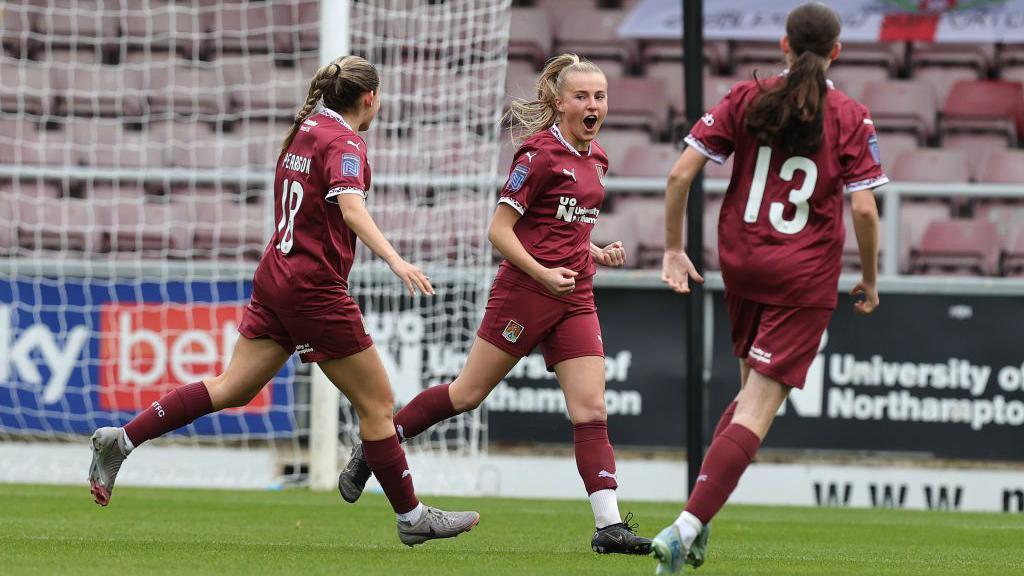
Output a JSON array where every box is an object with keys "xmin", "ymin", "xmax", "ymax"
[
  {"xmin": 396, "ymin": 502, "xmax": 424, "ymax": 524},
  {"xmin": 589, "ymin": 488, "xmax": 621, "ymax": 529},
  {"xmin": 673, "ymin": 510, "xmax": 702, "ymax": 549},
  {"xmin": 120, "ymin": 427, "xmax": 134, "ymax": 453}
]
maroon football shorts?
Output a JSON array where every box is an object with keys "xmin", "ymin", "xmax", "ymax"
[
  {"xmin": 725, "ymin": 292, "xmax": 833, "ymax": 389},
  {"xmin": 238, "ymin": 294, "xmax": 373, "ymax": 363},
  {"xmin": 477, "ymin": 275, "xmax": 604, "ymax": 371}
]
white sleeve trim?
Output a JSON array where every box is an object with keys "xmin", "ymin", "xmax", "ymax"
[
  {"xmin": 845, "ymin": 174, "xmax": 890, "ymax": 193},
  {"xmin": 326, "ymin": 186, "xmax": 366, "ymax": 204},
  {"xmin": 497, "ymin": 196, "xmax": 525, "ymax": 215},
  {"xmin": 683, "ymin": 134, "xmax": 729, "ymax": 165}
]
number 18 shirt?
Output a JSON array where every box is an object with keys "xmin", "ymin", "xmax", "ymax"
[{"xmin": 685, "ymin": 79, "xmax": 889, "ymax": 309}]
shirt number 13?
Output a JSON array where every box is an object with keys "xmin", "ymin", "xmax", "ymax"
[{"xmin": 743, "ymin": 146, "xmax": 817, "ymax": 235}]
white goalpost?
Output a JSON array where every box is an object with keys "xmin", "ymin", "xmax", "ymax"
[{"xmin": 0, "ymin": 0, "xmax": 512, "ymax": 492}]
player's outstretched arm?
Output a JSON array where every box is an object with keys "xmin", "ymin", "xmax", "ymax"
[
  {"xmin": 488, "ymin": 204, "xmax": 577, "ymax": 296},
  {"xmin": 337, "ymin": 195, "xmax": 435, "ymax": 296},
  {"xmin": 662, "ymin": 147, "xmax": 708, "ymax": 294},
  {"xmin": 850, "ymin": 189, "xmax": 880, "ymax": 314}
]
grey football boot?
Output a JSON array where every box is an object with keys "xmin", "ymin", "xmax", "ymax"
[
  {"xmin": 88, "ymin": 427, "xmax": 130, "ymax": 506},
  {"xmin": 337, "ymin": 443, "xmax": 372, "ymax": 503},
  {"xmin": 397, "ymin": 505, "xmax": 481, "ymax": 547}
]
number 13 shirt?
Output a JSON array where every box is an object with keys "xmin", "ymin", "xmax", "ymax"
[
  {"xmin": 253, "ymin": 107, "xmax": 370, "ymax": 315},
  {"xmin": 686, "ymin": 78, "xmax": 889, "ymax": 309}
]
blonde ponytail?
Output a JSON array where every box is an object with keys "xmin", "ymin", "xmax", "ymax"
[
  {"xmin": 280, "ymin": 55, "xmax": 380, "ymax": 154},
  {"xmin": 503, "ymin": 53, "xmax": 604, "ymax": 145}
]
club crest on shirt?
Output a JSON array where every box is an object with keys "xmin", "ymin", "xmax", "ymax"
[
  {"xmin": 506, "ymin": 164, "xmax": 529, "ymax": 192},
  {"xmin": 595, "ymin": 164, "xmax": 605, "ymax": 187},
  {"xmin": 502, "ymin": 320, "xmax": 525, "ymax": 343},
  {"xmin": 867, "ymin": 134, "xmax": 881, "ymax": 163},
  {"xmin": 342, "ymin": 153, "xmax": 361, "ymax": 177}
]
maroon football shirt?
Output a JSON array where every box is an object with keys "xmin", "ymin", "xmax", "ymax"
[
  {"xmin": 252, "ymin": 108, "xmax": 371, "ymax": 314},
  {"xmin": 686, "ymin": 78, "xmax": 889, "ymax": 309},
  {"xmin": 496, "ymin": 125, "xmax": 609, "ymax": 289}
]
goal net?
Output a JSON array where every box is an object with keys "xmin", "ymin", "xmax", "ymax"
[{"xmin": 0, "ymin": 0, "xmax": 511, "ymax": 491}]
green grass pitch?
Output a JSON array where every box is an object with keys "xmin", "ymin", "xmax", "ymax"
[{"xmin": 3, "ymin": 483, "xmax": 1023, "ymax": 575}]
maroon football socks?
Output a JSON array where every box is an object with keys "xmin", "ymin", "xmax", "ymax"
[
  {"xmin": 684, "ymin": 423, "xmax": 761, "ymax": 524},
  {"xmin": 712, "ymin": 400, "xmax": 738, "ymax": 440},
  {"xmin": 362, "ymin": 434, "xmax": 420, "ymax": 514},
  {"xmin": 122, "ymin": 381, "xmax": 213, "ymax": 448},
  {"xmin": 573, "ymin": 421, "xmax": 619, "ymax": 494},
  {"xmin": 392, "ymin": 383, "xmax": 457, "ymax": 441}
]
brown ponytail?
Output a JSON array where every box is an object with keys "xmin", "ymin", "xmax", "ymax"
[
  {"xmin": 280, "ymin": 55, "xmax": 380, "ymax": 153},
  {"xmin": 744, "ymin": 2, "xmax": 840, "ymax": 156}
]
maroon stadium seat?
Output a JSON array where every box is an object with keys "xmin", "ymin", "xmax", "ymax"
[
  {"xmin": 860, "ymin": 80, "xmax": 937, "ymax": 140},
  {"xmin": 169, "ymin": 134, "xmax": 248, "ymax": 170},
  {"xmin": 590, "ymin": 211, "xmax": 639, "ymax": 269},
  {"xmin": 55, "ymin": 65, "xmax": 145, "ymax": 119},
  {"xmin": 976, "ymin": 201, "xmax": 1024, "ymax": 261},
  {"xmin": 912, "ymin": 42, "xmax": 994, "ymax": 75},
  {"xmin": 733, "ymin": 62, "xmax": 784, "ymax": 83},
  {"xmin": 1, "ymin": 2, "xmax": 36, "ymax": 58},
  {"xmin": 145, "ymin": 60, "xmax": 228, "ymax": 117},
  {"xmin": 202, "ymin": 2, "xmax": 276, "ymax": 57},
  {"xmin": 1002, "ymin": 228, "xmax": 1024, "ymax": 277},
  {"xmin": 187, "ymin": 198, "xmax": 266, "ymax": 260},
  {"xmin": 118, "ymin": 1, "xmax": 201, "ymax": 59},
  {"xmin": 15, "ymin": 195, "xmax": 106, "ymax": 254},
  {"xmin": 942, "ymin": 134, "xmax": 1011, "ymax": 181},
  {"xmin": 552, "ymin": 8, "xmax": 633, "ymax": 77},
  {"xmin": 596, "ymin": 129, "xmax": 653, "ymax": 176},
  {"xmin": 614, "ymin": 195, "xmax": 664, "ymax": 267},
  {"xmin": 508, "ymin": 8, "xmax": 552, "ymax": 70},
  {"xmin": 226, "ymin": 57, "xmax": 308, "ymax": 120},
  {"xmin": 842, "ymin": 204, "xmax": 886, "ymax": 272},
  {"xmin": 604, "ymin": 76, "xmax": 669, "ymax": 135},
  {"xmin": 889, "ymin": 149, "xmax": 969, "ymax": 184},
  {"xmin": 87, "ymin": 183, "xmax": 146, "ymax": 204},
  {"xmin": 941, "ymin": 80, "xmax": 1024, "ymax": 143},
  {"xmin": 272, "ymin": 0, "xmax": 318, "ymax": 54},
  {"xmin": 33, "ymin": 0, "xmax": 120, "ymax": 58},
  {"xmin": 645, "ymin": 62, "xmax": 686, "ymax": 114},
  {"xmin": 641, "ymin": 40, "xmax": 728, "ymax": 74},
  {"xmin": 0, "ymin": 57, "xmax": 54, "ymax": 116},
  {"xmin": 875, "ymin": 131, "xmax": 920, "ymax": 164},
  {"xmin": 900, "ymin": 201, "xmax": 951, "ymax": 273},
  {"xmin": 910, "ymin": 218, "xmax": 1001, "ymax": 276},
  {"xmin": 0, "ymin": 193, "xmax": 13, "ymax": 254},
  {"xmin": 505, "ymin": 59, "xmax": 539, "ymax": 107},
  {"xmin": 70, "ymin": 119, "xmax": 162, "ymax": 168},
  {"xmin": 240, "ymin": 120, "xmax": 290, "ymax": 170},
  {"xmin": 618, "ymin": 143, "xmax": 681, "ymax": 178},
  {"xmin": 108, "ymin": 200, "xmax": 192, "ymax": 256},
  {"xmin": 978, "ymin": 149, "xmax": 1024, "ymax": 184},
  {"xmin": 0, "ymin": 120, "xmax": 71, "ymax": 166}
]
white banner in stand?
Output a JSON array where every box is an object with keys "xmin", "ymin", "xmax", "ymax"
[{"xmin": 619, "ymin": 0, "xmax": 1024, "ymax": 43}]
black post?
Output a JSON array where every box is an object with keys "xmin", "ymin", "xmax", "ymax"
[{"xmin": 682, "ymin": 0, "xmax": 705, "ymax": 495}]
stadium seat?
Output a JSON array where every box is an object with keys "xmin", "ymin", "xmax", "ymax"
[
  {"xmin": 645, "ymin": 62, "xmax": 685, "ymax": 114},
  {"xmin": 703, "ymin": 194, "xmax": 723, "ymax": 270},
  {"xmin": 888, "ymin": 149, "xmax": 969, "ymax": 184},
  {"xmin": 33, "ymin": 0, "xmax": 120, "ymax": 59},
  {"xmin": 202, "ymin": 2, "xmax": 276, "ymax": 57},
  {"xmin": 909, "ymin": 218, "xmax": 1001, "ymax": 276},
  {"xmin": 859, "ymin": 80, "xmax": 937, "ymax": 140},
  {"xmin": 976, "ymin": 201, "xmax": 1024, "ymax": 245},
  {"xmin": 226, "ymin": 57, "xmax": 308, "ymax": 120},
  {"xmin": 169, "ymin": 135, "xmax": 249, "ymax": 170},
  {"xmin": 55, "ymin": 65, "xmax": 145, "ymax": 119},
  {"xmin": 604, "ymin": 76, "xmax": 669, "ymax": 135},
  {"xmin": 145, "ymin": 59, "xmax": 228, "ymax": 117},
  {"xmin": 15, "ymin": 195, "xmax": 106, "ymax": 253},
  {"xmin": 828, "ymin": 64, "xmax": 890, "ymax": 102},
  {"xmin": 618, "ymin": 143, "xmax": 680, "ymax": 178},
  {"xmin": 505, "ymin": 59, "xmax": 538, "ymax": 106},
  {"xmin": 508, "ymin": 8, "xmax": 552, "ymax": 70},
  {"xmin": 943, "ymin": 134, "xmax": 1011, "ymax": 181},
  {"xmin": 640, "ymin": 40, "xmax": 728, "ymax": 74},
  {"xmin": 941, "ymin": 80, "xmax": 1024, "ymax": 145},
  {"xmin": 117, "ymin": 1, "xmax": 202, "ymax": 60},
  {"xmin": 240, "ymin": 120, "xmax": 290, "ymax": 170},
  {"xmin": 733, "ymin": 62, "xmax": 784, "ymax": 83},
  {"xmin": 497, "ymin": 137, "xmax": 516, "ymax": 176},
  {"xmin": 914, "ymin": 66, "xmax": 980, "ymax": 104},
  {"xmin": 837, "ymin": 42, "xmax": 905, "ymax": 73},
  {"xmin": 912, "ymin": 42, "xmax": 994, "ymax": 75},
  {"xmin": 703, "ymin": 153, "xmax": 734, "ymax": 181},
  {"xmin": 272, "ymin": 0, "xmax": 318, "ymax": 54},
  {"xmin": 900, "ymin": 201, "xmax": 952, "ymax": 273},
  {"xmin": 0, "ymin": 120, "xmax": 70, "ymax": 166},
  {"xmin": 1002, "ymin": 228, "xmax": 1024, "ymax": 276},
  {"xmin": 614, "ymin": 195, "xmax": 663, "ymax": 267},
  {"xmin": 108, "ymin": 199, "xmax": 192, "ymax": 256},
  {"xmin": 0, "ymin": 57, "xmax": 55, "ymax": 116},
  {"xmin": 978, "ymin": 149, "xmax": 1024, "ymax": 184},
  {"xmin": 842, "ymin": 205, "xmax": 885, "ymax": 272},
  {"xmin": 552, "ymin": 8, "xmax": 633, "ymax": 77},
  {"xmin": 0, "ymin": 193, "xmax": 13, "ymax": 253},
  {"xmin": 87, "ymin": 183, "xmax": 147, "ymax": 204},
  {"xmin": 1, "ymin": 2, "xmax": 36, "ymax": 58},
  {"xmin": 597, "ymin": 129, "xmax": 653, "ymax": 175},
  {"xmin": 875, "ymin": 131, "xmax": 920, "ymax": 165},
  {"xmin": 70, "ymin": 119, "xmax": 162, "ymax": 168},
  {"xmin": 187, "ymin": 198, "xmax": 267, "ymax": 260}
]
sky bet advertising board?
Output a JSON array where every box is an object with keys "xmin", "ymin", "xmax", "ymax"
[{"xmin": 0, "ymin": 279, "xmax": 297, "ymax": 438}]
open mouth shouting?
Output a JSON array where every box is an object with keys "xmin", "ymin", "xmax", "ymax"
[{"xmin": 583, "ymin": 114, "xmax": 599, "ymax": 132}]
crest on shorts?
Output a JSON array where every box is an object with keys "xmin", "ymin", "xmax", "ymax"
[
  {"xmin": 502, "ymin": 320, "xmax": 525, "ymax": 343},
  {"xmin": 595, "ymin": 164, "xmax": 606, "ymax": 187},
  {"xmin": 342, "ymin": 153, "xmax": 361, "ymax": 177},
  {"xmin": 506, "ymin": 164, "xmax": 529, "ymax": 192}
]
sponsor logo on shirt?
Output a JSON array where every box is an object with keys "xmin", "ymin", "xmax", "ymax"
[
  {"xmin": 506, "ymin": 164, "xmax": 529, "ymax": 192},
  {"xmin": 555, "ymin": 195, "xmax": 599, "ymax": 224},
  {"xmin": 524, "ymin": 151, "xmax": 538, "ymax": 163},
  {"xmin": 341, "ymin": 153, "xmax": 361, "ymax": 177},
  {"xmin": 300, "ymin": 118, "xmax": 317, "ymax": 132},
  {"xmin": 502, "ymin": 320, "xmax": 525, "ymax": 343},
  {"xmin": 346, "ymin": 139, "xmax": 362, "ymax": 151},
  {"xmin": 562, "ymin": 167, "xmax": 576, "ymax": 182}
]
